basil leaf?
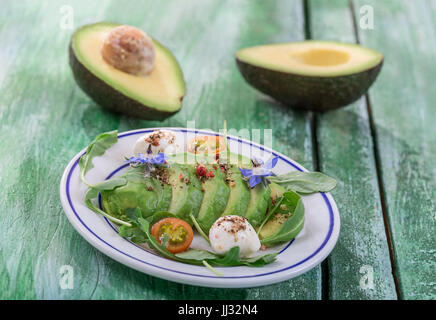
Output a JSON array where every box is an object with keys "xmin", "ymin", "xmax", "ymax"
[
  {"xmin": 79, "ymin": 130, "xmax": 118, "ymax": 186},
  {"xmin": 268, "ymin": 171, "xmax": 337, "ymax": 194}
]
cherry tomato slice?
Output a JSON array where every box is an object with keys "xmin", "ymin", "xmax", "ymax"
[{"xmin": 151, "ymin": 217, "xmax": 194, "ymax": 253}]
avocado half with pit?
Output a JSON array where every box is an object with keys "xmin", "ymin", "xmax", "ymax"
[
  {"xmin": 69, "ymin": 22, "xmax": 185, "ymax": 120},
  {"xmin": 236, "ymin": 41, "xmax": 383, "ymax": 111}
]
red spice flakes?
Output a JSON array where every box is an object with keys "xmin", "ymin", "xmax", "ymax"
[
  {"xmin": 213, "ymin": 164, "xmax": 218, "ymax": 170},
  {"xmin": 196, "ymin": 165, "xmax": 206, "ymax": 176},
  {"xmin": 179, "ymin": 173, "xmax": 184, "ymax": 181},
  {"xmin": 206, "ymin": 171, "xmax": 215, "ymax": 178}
]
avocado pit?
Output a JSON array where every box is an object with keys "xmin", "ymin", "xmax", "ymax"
[{"xmin": 101, "ymin": 25, "xmax": 155, "ymax": 76}]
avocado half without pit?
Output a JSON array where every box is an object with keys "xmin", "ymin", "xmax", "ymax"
[
  {"xmin": 69, "ymin": 22, "xmax": 185, "ymax": 120},
  {"xmin": 235, "ymin": 41, "xmax": 383, "ymax": 112}
]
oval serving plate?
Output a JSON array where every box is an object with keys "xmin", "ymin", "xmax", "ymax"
[{"xmin": 59, "ymin": 128, "xmax": 340, "ymax": 288}]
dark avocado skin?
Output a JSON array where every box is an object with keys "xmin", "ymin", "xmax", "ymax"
[
  {"xmin": 236, "ymin": 58, "xmax": 383, "ymax": 112},
  {"xmin": 69, "ymin": 43, "xmax": 183, "ymax": 120}
]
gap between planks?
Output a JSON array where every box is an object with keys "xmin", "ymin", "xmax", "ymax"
[
  {"xmin": 303, "ymin": 0, "xmax": 330, "ymax": 301},
  {"xmin": 348, "ymin": 0, "xmax": 401, "ymax": 300}
]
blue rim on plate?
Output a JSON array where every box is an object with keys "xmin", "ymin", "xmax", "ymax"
[{"xmin": 64, "ymin": 129, "xmax": 335, "ymax": 280}]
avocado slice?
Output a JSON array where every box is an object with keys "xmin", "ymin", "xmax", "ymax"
[
  {"xmin": 221, "ymin": 165, "xmax": 250, "ymax": 216},
  {"xmin": 101, "ymin": 179, "xmax": 159, "ymax": 219},
  {"xmin": 236, "ymin": 40, "xmax": 383, "ymax": 111},
  {"xmin": 244, "ymin": 183, "xmax": 271, "ymax": 227},
  {"xmin": 270, "ymin": 182, "xmax": 286, "ymax": 200},
  {"xmin": 258, "ymin": 185, "xmax": 303, "ymax": 244},
  {"xmin": 150, "ymin": 178, "xmax": 172, "ymax": 212},
  {"xmin": 167, "ymin": 164, "xmax": 203, "ymax": 222},
  {"xmin": 69, "ymin": 22, "xmax": 185, "ymax": 120},
  {"xmin": 196, "ymin": 165, "xmax": 230, "ymax": 233}
]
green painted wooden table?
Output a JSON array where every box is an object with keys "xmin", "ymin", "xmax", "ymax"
[{"xmin": 0, "ymin": 0, "xmax": 434, "ymax": 300}]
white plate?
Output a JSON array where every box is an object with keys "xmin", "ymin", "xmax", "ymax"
[{"xmin": 59, "ymin": 128, "xmax": 340, "ymax": 288}]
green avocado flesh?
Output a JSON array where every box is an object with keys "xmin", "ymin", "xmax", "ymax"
[
  {"xmin": 101, "ymin": 155, "xmax": 283, "ymax": 234},
  {"xmin": 244, "ymin": 183, "xmax": 271, "ymax": 227},
  {"xmin": 196, "ymin": 165, "xmax": 230, "ymax": 233},
  {"xmin": 102, "ymin": 176, "xmax": 171, "ymax": 220},
  {"xmin": 69, "ymin": 22, "xmax": 185, "ymax": 120},
  {"xmin": 258, "ymin": 184, "xmax": 301, "ymax": 241},
  {"xmin": 236, "ymin": 40, "xmax": 383, "ymax": 111},
  {"xmin": 167, "ymin": 164, "xmax": 203, "ymax": 223},
  {"xmin": 221, "ymin": 165, "xmax": 250, "ymax": 216}
]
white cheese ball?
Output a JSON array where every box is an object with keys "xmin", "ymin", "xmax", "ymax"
[
  {"xmin": 133, "ymin": 130, "xmax": 176, "ymax": 156},
  {"xmin": 209, "ymin": 215, "xmax": 261, "ymax": 258}
]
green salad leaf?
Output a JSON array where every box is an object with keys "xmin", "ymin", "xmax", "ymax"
[
  {"xmin": 260, "ymin": 191, "xmax": 305, "ymax": 246},
  {"xmin": 119, "ymin": 208, "xmax": 278, "ymax": 270},
  {"xmin": 175, "ymin": 249, "xmax": 218, "ymax": 260},
  {"xmin": 79, "ymin": 130, "xmax": 118, "ymax": 186},
  {"xmin": 267, "ymin": 171, "xmax": 337, "ymax": 194}
]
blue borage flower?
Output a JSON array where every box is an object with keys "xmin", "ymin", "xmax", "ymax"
[
  {"xmin": 126, "ymin": 152, "xmax": 168, "ymax": 165},
  {"xmin": 239, "ymin": 156, "xmax": 279, "ymax": 188}
]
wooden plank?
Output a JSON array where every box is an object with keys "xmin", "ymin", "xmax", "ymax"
[
  {"xmin": 0, "ymin": 0, "xmax": 321, "ymax": 299},
  {"xmin": 308, "ymin": 0, "xmax": 397, "ymax": 299},
  {"xmin": 352, "ymin": 0, "xmax": 436, "ymax": 299}
]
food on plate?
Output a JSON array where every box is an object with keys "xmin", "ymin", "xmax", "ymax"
[
  {"xmin": 209, "ymin": 215, "xmax": 261, "ymax": 258},
  {"xmin": 221, "ymin": 165, "xmax": 250, "ymax": 217},
  {"xmin": 69, "ymin": 22, "xmax": 185, "ymax": 120},
  {"xmin": 236, "ymin": 40, "xmax": 383, "ymax": 111},
  {"xmin": 80, "ymin": 130, "xmax": 337, "ymax": 272},
  {"xmin": 132, "ymin": 130, "xmax": 176, "ymax": 156},
  {"xmin": 187, "ymin": 135, "xmax": 227, "ymax": 154},
  {"xmin": 196, "ymin": 163, "xmax": 230, "ymax": 233},
  {"xmin": 151, "ymin": 217, "xmax": 194, "ymax": 253}
]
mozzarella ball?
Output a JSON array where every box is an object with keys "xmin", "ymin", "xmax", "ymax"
[
  {"xmin": 133, "ymin": 130, "xmax": 176, "ymax": 156},
  {"xmin": 209, "ymin": 215, "xmax": 261, "ymax": 258},
  {"xmin": 101, "ymin": 25, "xmax": 155, "ymax": 76}
]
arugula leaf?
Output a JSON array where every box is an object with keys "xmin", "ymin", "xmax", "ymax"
[
  {"xmin": 83, "ymin": 176, "xmax": 129, "ymax": 226},
  {"xmin": 84, "ymin": 188, "xmax": 132, "ymax": 227},
  {"xmin": 118, "ymin": 224, "xmax": 149, "ymax": 243},
  {"xmin": 119, "ymin": 208, "xmax": 278, "ymax": 269},
  {"xmin": 150, "ymin": 211, "xmax": 178, "ymax": 225},
  {"xmin": 79, "ymin": 130, "xmax": 118, "ymax": 186},
  {"xmin": 189, "ymin": 213, "xmax": 210, "ymax": 244},
  {"xmin": 176, "ymin": 247, "xmax": 277, "ymax": 267},
  {"xmin": 175, "ymin": 249, "xmax": 218, "ymax": 260},
  {"xmin": 268, "ymin": 171, "xmax": 337, "ymax": 194},
  {"xmin": 260, "ymin": 193, "xmax": 305, "ymax": 246}
]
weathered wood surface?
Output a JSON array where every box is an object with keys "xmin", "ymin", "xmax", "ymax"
[
  {"xmin": 309, "ymin": 0, "xmax": 397, "ymax": 300},
  {"xmin": 0, "ymin": 0, "xmax": 321, "ymax": 299},
  {"xmin": 353, "ymin": 0, "xmax": 436, "ymax": 300}
]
